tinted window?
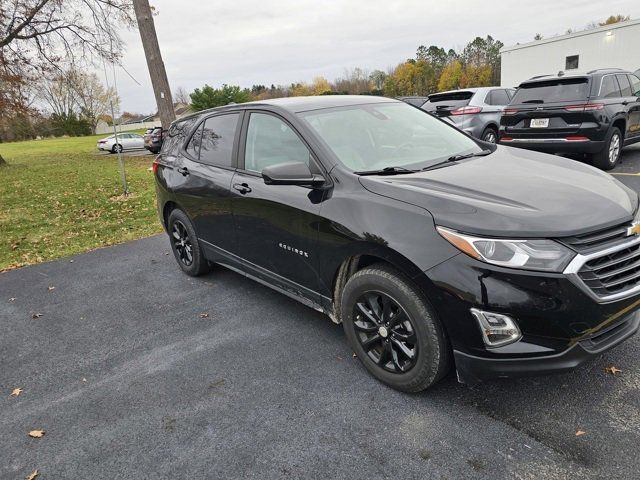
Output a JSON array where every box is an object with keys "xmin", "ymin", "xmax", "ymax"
[
  {"xmin": 162, "ymin": 117, "xmax": 198, "ymax": 154},
  {"xmin": 600, "ymin": 75, "xmax": 621, "ymax": 98},
  {"xmin": 486, "ymin": 89, "xmax": 510, "ymax": 105},
  {"xmin": 186, "ymin": 122, "xmax": 204, "ymax": 159},
  {"xmin": 630, "ymin": 75, "xmax": 640, "ymax": 96},
  {"xmin": 511, "ymin": 78, "xmax": 589, "ymax": 104},
  {"xmin": 422, "ymin": 91, "xmax": 473, "ymax": 112},
  {"xmin": 199, "ymin": 113, "xmax": 240, "ymax": 167},
  {"xmin": 617, "ymin": 75, "xmax": 632, "ymax": 96},
  {"xmin": 566, "ymin": 55, "xmax": 579, "ymax": 70},
  {"xmin": 244, "ymin": 113, "xmax": 310, "ymax": 173}
]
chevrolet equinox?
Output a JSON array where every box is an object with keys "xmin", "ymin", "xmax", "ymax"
[{"xmin": 154, "ymin": 96, "xmax": 640, "ymax": 391}]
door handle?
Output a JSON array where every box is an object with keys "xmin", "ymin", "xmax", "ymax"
[
  {"xmin": 177, "ymin": 167, "xmax": 189, "ymax": 176},
  {"xmin": 233, "ymin": 183, "xmax": 252, "ymax": 194}
]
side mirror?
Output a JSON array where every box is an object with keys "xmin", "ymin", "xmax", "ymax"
[{"xmin": 262, "ymin": 162, "xmax": 325, "ymax": 186}]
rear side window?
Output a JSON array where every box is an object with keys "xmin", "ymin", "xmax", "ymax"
[
  {"xmin": 422, "ymin": 91, "xmax": 474, "ymax": 112},
  {"xmin": 617, "ymin": 75, "xmax": 632, "ymax": 96},
  {"xmin": 198, "ymin": 113, "xmax": 240, "ymax": 167},
  {"xmin": 486, "ymin": 89, "xmax": 510, "ymax": 106},
  {"xmin": 511, "ymin": 78, "xmax": 589, "ymax": 104},
  {"xmin": 162, "ymin": 117, "xmax": 198, "ymax": 155},
  {"xmin": 630, "ymin": 75, "xmax": 640, "ymax": 96},
  {"xmin": 599, "ymin": 75, "xmax": 621, "ymax": 98},
  {"xmin": 186, "ymin": 123, "xmax": 204, "ymax": 159}
]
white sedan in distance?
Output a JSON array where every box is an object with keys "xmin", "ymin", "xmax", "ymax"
[{"xmin": 97, "ymin": 133, "xmax": 145, "ymax": 153}]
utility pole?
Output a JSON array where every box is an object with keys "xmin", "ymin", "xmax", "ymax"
[{"xmin": 132, "ymin": 0, "xmax": 175, "ymax": 130}]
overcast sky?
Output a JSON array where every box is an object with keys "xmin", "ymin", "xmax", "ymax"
[{"xmin": 112, "ymin": 0, "xmax": 640, "ymax": 114}]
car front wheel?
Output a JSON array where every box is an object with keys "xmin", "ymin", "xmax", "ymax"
[
  {"xmin": 111, "ymin": 144, "xmax": 123, "ymax": 154},
  {"xmin": 167, "ymin": 209, "xmax": 210, "ymax": 276},
  {"xmin": 341, "ymin": 264, "xmax": 450, "ymax": 392}
]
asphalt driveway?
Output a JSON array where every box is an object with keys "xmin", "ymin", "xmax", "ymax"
[{"xmin": 2, "ymin": 146, "xmax": 640, "ymax": 479}]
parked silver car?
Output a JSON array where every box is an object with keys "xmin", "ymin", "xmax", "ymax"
[
  {"xmin": 97, "ymin": 133, "xmax": 145, "ymax": 153},
  {"xmin": 421, "ymin": 87, "xmax": 515, "ymax": 143}
]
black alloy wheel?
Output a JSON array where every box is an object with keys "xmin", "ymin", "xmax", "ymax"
[
  {"xmin": 167, "ymin": 209, "xmax": 210, "ymax": 276},
  {"xmin": 342, "ymin": 264, "xmax": 450, "ymax": 392},
  {"xmin": 353, "ymin": 291, "xmax": 418, "ymax": 373},
  {"xmin": 172, "ymin": 220, "xmax": 193, "ymax": 267}
]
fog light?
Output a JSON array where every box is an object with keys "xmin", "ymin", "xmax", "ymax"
[{"xmin": 470, "ymin": 308, "xmax": 522, "ymax": 348}]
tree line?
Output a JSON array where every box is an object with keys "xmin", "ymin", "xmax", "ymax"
[{"xmin": 189, "ymin": 35, "xmax": 503, "ymax": 111}]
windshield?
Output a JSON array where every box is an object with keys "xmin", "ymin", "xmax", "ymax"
[
  {"xmin": 300, "ymin": 102, "xmax": 481, "ymax": 171},
  {"xmin": 512, "ymin": 78, "xmax": 589, "ymax": 104}
]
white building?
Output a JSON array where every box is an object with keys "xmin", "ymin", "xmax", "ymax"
[{"xmin": 500, "ymin": 18, "xmax": 640, "ymax": 87}]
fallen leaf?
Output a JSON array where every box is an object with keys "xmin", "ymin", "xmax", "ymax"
[
  {"xmin": 31, "ymin": 313, "xmax": 43, "ymax": 319},
  {"xmin": 575, "ymin": 430, "xmax": 586, "ymax": 437},
  {"xmin": 82, "ymin": 378, "xmax": 87, "ymax": 382},
  {"xmin": 28, "ymin": 430, "xmax": 45, "ymax": 438},
  {"xmin": 69, "ymin": 260, "xmax": 74, "ymax": 263},
  {"xmin": 10, "ymin": 387, "xmax": 23, "ymax": 397},
  {"xmin": 605, "ymin": 366, "xmax": 622, "ymax": 375},
  {"xmin": 47, "ymin": 286, "xmax": 55, "ymax": 291},
  {"xmin": 336, "ymin": 356, "xmax": 343, "ymax": 361},
  {"xmin": 352, "ymin": 353, "xmax": 357, "ymax": 358},
  {"xmin": 26, "ymin": 470, "xmax": 38, "ymax": 480},
  {"xmin": 199, "ymin": 312, "xmax": 209, "ymax": 318},
  {"xmin": 9, "ymin": 297, "xmax": 16, "ymax": 302}
]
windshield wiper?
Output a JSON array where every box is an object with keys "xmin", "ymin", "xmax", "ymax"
[
  {"xmin": 446, "ymin": 149, "xmax": 493, "ymax": 162},
  {"xmin": 355, "ymin": 166, "xmax": 419, "ymax": 176},
  {"xmin": 422, "ymin": 149, "xmax": 492, "ymax": 171},
  {"xmin": 522, "ymin": 99, "xmax": 544, "ymax": 104}
]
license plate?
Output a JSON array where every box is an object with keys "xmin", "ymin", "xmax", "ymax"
[{"xmin": 530, "ymin": 118, "xmax": 549, "ymax": 128}]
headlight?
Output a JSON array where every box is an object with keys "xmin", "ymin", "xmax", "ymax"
[{"xmin": 436, "ymin": 227, "xmax": 575, "ymax": 272}]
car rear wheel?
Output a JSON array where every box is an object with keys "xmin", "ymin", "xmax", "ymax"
[
  {"xmin": 167, "ymin": 209, "xmax": 210, "ymax": 276},
  {"xmin": 111, "ymin": 144, "xmax": 123, "ymax": 154},
  {"xmin": 481, "ymin": 126, "xmax": 498, "ymax": 143},
  {"xmin": 591, "ymin": 127, "xmax": 622, "ymax": 170},
  {"xmin": 341, "ymin": 264, "xmax": 450, "ymax": 392}
]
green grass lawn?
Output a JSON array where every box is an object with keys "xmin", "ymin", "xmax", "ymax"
[{"xmin": 0, "ymin": 133, "xmax": 163, "ymax": 271}]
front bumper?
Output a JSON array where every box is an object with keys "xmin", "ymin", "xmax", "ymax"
[
  {"xmin": 454, "ymin": 312, "xmax": 640, "ymax": 385},
  {"xmin": 423, "ymin": 253, "xmax": 640, "ymax": 384}
]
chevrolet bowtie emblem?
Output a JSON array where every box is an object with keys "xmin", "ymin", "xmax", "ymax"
[{"xmin": 627, "ymin": 223, "xmax": 640, "ymax": 236}]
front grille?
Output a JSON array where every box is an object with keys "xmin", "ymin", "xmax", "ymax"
[
  {"xmin": 577, "ymin": 242, "xmax": 640, "ymax": 297},
  {"xmin": 561, "ymin": 223, "xmax": 629, "ymax": 253}
]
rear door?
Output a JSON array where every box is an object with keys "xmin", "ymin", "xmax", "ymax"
[
  {"xmin": 171, "ymin": 112, "xmax": 242, "ymax": 257},
  {"xmin": 501, "ymin": 77, "xmax": 592, "ymax": 136}
]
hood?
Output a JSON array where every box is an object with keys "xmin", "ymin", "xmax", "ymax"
[{"xmin": 359, "ymin": 146, "xmax": 638, "ymax": 238}]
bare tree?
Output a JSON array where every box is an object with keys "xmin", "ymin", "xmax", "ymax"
[
  {"xmin": 72, "ymin": 72, "xmax": 119, "ymax": 133},
  {"xmin": 174, "ymin": 86, "xmax": 191, "ymax": 105}
]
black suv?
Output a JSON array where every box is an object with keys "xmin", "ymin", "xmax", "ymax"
[
  {"xmin": 144, "ymin": 126, "xmax": 165, "ymax": 154},
  {"xmin": 499, "ymin": 68, "xmax": 640, "ymax": 169},
  {"xmin": 154, "ymin": 96, "xmax": 640, "ymax": 391}
]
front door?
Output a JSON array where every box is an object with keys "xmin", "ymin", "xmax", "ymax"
[
  {"xmin": 230, "ymin": 111, "xmax": 326, "ymax": 301},
  {"xmin": 624, "ymin": 74, "xmax": 640, "ymax": 140}
]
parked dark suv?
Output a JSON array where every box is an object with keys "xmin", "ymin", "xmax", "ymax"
[
  {"xmin": 154, "ymin": 96, "xmax": 640, "ymax": 391},
  {"xmin": 144, "ymin": 126, "xmax": 166, "ymax": 154},
  {"xmin": 500, "ymin": 69, "xmax": 640, "ymax": 169}
]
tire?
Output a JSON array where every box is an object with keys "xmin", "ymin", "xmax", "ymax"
[
  {"xmin": 591, "ymin": 127, "xmax": 622, "ymax": 170},
  {"xmin": 480, "ymin": 126, "xmax": 498, "ymax": 143},
  {"xmin": 341, "ymin": 264, "xmax": 450, "ymax": 392},
  {"xmin": 111, "ymin": 144, "xmax": 123, "ymax": 154},
  {"xmin": 167, "ymin": 209, "xmax": 210, "ymax": 276}
]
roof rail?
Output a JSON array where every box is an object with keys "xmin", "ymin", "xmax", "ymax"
[{"xmin": 586, "ymin": 67, "xmax": 624, "ymax": 74}]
